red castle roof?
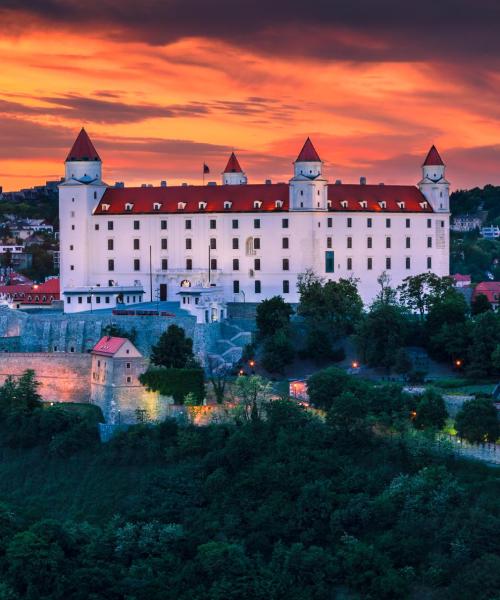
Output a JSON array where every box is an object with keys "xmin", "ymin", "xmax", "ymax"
[
  {"xmin": 422, "ymin": 145, "xmax": 444, "ymax": 166},
  {"xmin": 92, "ymin": 336, "xmax": 129, "ymax": 356},
  {"xmin": 223, "ymin": 152, "xmax": 243, "ymax": 173},
  {"xmin": 95, "ymin": 182, "xmax": 433, "ymax": 215},
  {"xmin": 0, "ymin": 278, "xmax": 60, "ymax": 305},
  {"xmin": 295, "ymin": 137, "xmax": 321, "ymax": 162},
  {"xmin": 66, "ymin": 128, "xmax": 101, "ymax": 162}
]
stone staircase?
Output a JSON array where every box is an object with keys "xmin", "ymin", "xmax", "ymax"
[{"xmin": 207, "ymin": 320, "xmax": 253, "ymax": 371}]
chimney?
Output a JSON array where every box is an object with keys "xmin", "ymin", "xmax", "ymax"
[
  {"xmin": 265, "ymin": 179, "xmax": 272, "ymax": 185},
  {"xmin": 360, "ymin": 176, "xmax": 366, "ymax": 185},
  {"xmin": 160, "ymin": 180, "xmax": 167, "ymax": 187}
]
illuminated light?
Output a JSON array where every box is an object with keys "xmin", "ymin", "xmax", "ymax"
[
  {"xmin": 238, "ymin": 369, "xmax": 244, "ymax": 376},
  {"xmin": 249, "ymin": 359, "xmax": 255, "ymax": 368},
  {"xmin": 410, "ymin": 410, "xmax": 417, "ymax": 419},
  {"xmin": 351, "ymin": 361, "xmax": 359, "ymax": 369},
  {"xmin": 455, "ymin": 359, "xmax": 462, "ymax": 367}
]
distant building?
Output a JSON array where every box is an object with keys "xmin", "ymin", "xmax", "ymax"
[
  {"xmin": 480, "ymin": 225, "xmax": 500, "ymax": 239},
  {"xmin": 472, "ymin": 281, "xmax": 500, "ymax": 309},
  {"xmin": 452, "ymin": 273, "xmax": 472, "ymax": 288},
  {"xmin": 451, "ymin": 214, "xmax": 482, "ymax": 232},
  {"xmin": 0, "ymin": 278, "xmax": 60, "ymax": 307}
]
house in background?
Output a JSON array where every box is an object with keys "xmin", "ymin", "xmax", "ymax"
[{"xmin": 472, "ymin": 281, "xmax": 500, "ymax": 309}]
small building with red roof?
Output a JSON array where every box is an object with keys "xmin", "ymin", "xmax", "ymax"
[
  {"xmin": 0, "ymin": 278, "xmax": 60, "ymax": 308},
  {"xmin": 472, "ymin": 282, "xmax": 500, "ymax": 309},
  {"xmin": 453, "ymin": 273, "xmax": 472, "ymax": 288}
]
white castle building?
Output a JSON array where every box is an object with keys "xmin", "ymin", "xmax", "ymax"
[{"xmin": 59, "ymin": 130, "xmax": 450, "ymax": 314}]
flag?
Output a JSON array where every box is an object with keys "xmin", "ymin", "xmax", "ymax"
[{"xmin": 203, "ymin": 163, "xmax": 210, "ymax": 174}]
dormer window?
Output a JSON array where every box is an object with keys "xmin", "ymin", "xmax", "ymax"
[
  {"xmin": 198, "ymin": 201, "xmax": 207, "ymax": 210},
  {"xmin": 397, "ymin": 201, "xmax": 405, "ymax": 210},
  {"xmin": 101, "ymin": 203, "xmax": 110, "ymax": 212},
  {"xmin": 125, "ymin": 203, "xmax": 134, "ymax": 211},
  {"xmin": 275, "ymin": 200, "xmax": 283, "ymax": 209},
  {"xmin": 359, "ymin": 200, "xmax": 367, "ymax": 209},
  {"xmin": 153, "ymin": 202, "xmax": 162, "ymax": 211},
  {"xmin": 178, "ymin": 202, "xmax": 186, "ymax": 210},
  {"xmin": 224, "ymin": 201, "xmax": 232, "ymax": 209},
  {"xmin": 378, "ymin": 201, "xmax": 387, "ymax": 209},
  {"xmin": 327, "ymin": 200, "xmax": 332, "ymax": 208},
  {"xmin": 340, "ymin": 200, "xmax": 348, "ymax": 209},
  {"xmin": 254, "ymin": 201, "xmax": 262, "ymax": 209},
  {"xmin": 419, "ymin": 201, "xmax": 428, "ymax": 209}
]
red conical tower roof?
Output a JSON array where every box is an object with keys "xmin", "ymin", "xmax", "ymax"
[
  {"xmin": 66, "ymin": 128, "xmax": 101, "ymax": 162},
  {"xmin": 295, "ymin": 137, "xmax": 321, "ymax": 162},
  {"xmin": 223, "ymin": 152, "xmax": 243, "ymax": 173},
  {"xmin": 422, "ymin": 145, "xmax": 444, "ymax": 166}
]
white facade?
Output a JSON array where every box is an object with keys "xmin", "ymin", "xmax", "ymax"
[{"xmin": 59, "ymin": 132, "xmax": 450, "ymax": 313}]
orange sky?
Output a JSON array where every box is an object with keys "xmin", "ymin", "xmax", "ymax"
[{"xmin": 1, "ymin": 2, "xmax": 500, "ymax": 191}]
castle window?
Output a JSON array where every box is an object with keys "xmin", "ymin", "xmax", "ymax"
[
  {"xmin": 96, "ymin": 297, "xmax": 101, "ymax": 304},
  {"xmin": 87, "ymin": 297, "xmax": 91, "ymax": 303},
  {"xmin": 67, "ymin": 296, "xmax": 71, "ymax": 304},
  {"xmin": 275, "ymin": 200, "xmax": 283, "ymax": 209},
  {"xmin": 70, "ymin": 265, "xmax": 74, "ymax": 271},
  {"xmin": 94, "ymin": 224, "xmax": 98, "ymax": 231},
  {"xmin": 232, "ymin": 238, "xmax": 239, "ymax": 250},
  {"xmin": 386, "ymin": 218, "xmax": 391, "ymax": 228},
  {"xmin": 283, "ymin": 280, "xmax": 289, "ymax": 294},
  {"xmin": 367, "ymin": 257, "xmax": 372, "ymax": 270},
  {"xmin": 427, "ymin": 236, "xmax": 432, "ymax": 248},
  {"xmin": 282, "ymin": 218, "xmax": 289, "ymax": 228},
  {"xmin": 134, "ymin": 259, "xmax": 140, "ymax": 271},
  {"xmin": 427, "ymin": 218, "xmax": 432, "ymax": 228},
  {"xmin": 367, "ymin": 218, "xmax": 372, "ymax": 228},
  {"xmin": 255, "ymin": 280, "xmax": 261, "ymax": 294},
  {"xmin": 406, "ymin": 257, "xmax": 411, "ymax": 269},
  {"xmin": 126, "ymin": 363, "xmax": 131, "ymax": 369},
  {"xmin": 427, "ymin": 257, "xmax": 432, "ymax": 269},
  {"xmin": 198, "ymin": 201, "xmax": 207, "ymax": 210},
  {"xmin": 72, "ymin": 225, "xmax": 75, "ymax": 230},
  {"xmin": 133, "ymin": 220, "xmax": 140, "ymax": 230},
  {"xmin": 108, "ymin": 259, "xmax": 114, "ymax": 271},
  {"xmin": 162, "ymin": 259, "xmax": 168, "ymax": 270},
  {"xmin": 327, "ymin": 218, "xmax": 332, "ymax": 228},
  {"xmin": 186, "ymin": 258, "xmax": 192, "ymax": 270},
  {"xmin": 254, "ymin": 258, "xmax": 261, "ymax": 271},
  {"xmin": 347, "ymin": 237, "xmax": 352, "ymax": 249},
  {"xmin": 347, "ymin": 257, "xmax": 352, "ymax": 270},
  {"xmin": 210, "ymin": 219, "xmax": 216, "ymax": 229},
  {"xmin": 282, "ymin": 237, "xmax": 289, "ymax": 249},
  {"xmin": 161, "ymin": 220, "xmax": 167, "ymax": 231},
  {"xmin": 406, "ymin": 218, "xmax": 411, "ymax": 228},
  {"xmin": 386, "ymin": 237, "xmax": 391, "ymax": 249},
  {"xmin": 367, "ymin": 237, "xmax": 372, "ymax": 249},
  {"xmin": 161, "ymin": 238, "xmax": 167, "ymax": 250},
  {"xmin": 70, "ymin": 245, "xmax": 74, "ymax": 251},
  {"xmin": 359, "ymin": 200, "xmax": 367, "ymax": 209},
  {"xmin": 300, "ymin": 191, "xmax": 303, "ymax": 196},
  {"xmin": 210, "ymin": 238, "xmax": 216, "ymax": 250},
  {"xmin": 133, "ymin": 238, "xmax": 140, "ymax": 250},
  {"xmin": 210, "ymin": 258, "xmax": 217, "ymax": 270},
  {"xmin": 406, "ymin": 237, "xmax": 411, "ymax": 249},
  {"xmin": 254, "ymin": 201, "xmax": 262, "ymax": 209},
  {"xmin": 347, "ymin": 218, "xmax": 352, "ymax": 228},
  {"xmin": 254, "ymin": 238, "xmax": 261, "ymax": 250},
  {"xmin": 186, "ymin": 238, "xmax": 192, "ymax": 250},
  {"xmin": 282, "ymin": 258, "xmax": 289, "ymax": 271},
  {"xmin": 232, "ymin": 219, "xmax": 239, "ymax": 229},
  {"xmin": 105, "ymin": 296, "xmax": 110, "ymax": 304},
  {"xmin": 254, "ymin": 218, "xmax": 260, "ymax": 229},
  {"xmin": 225, "ymin": 202, "xmax": 233, "ymax": 210},
  {"xmin": 78, "ymin": 296, "xmax": 82, "ymax": 304},
  {"xmin": 325, "ymin": 251, "xmax": 334, "ymax": 273},
  {"xmin": 125, "ymin": 203, "xmax": 134, "ymax": 211},
  {"xmin": 300, "ymin": 202, "xmax": 303, "ymax": 208},
  {"xmin": 126, "ymin": 377, "xmax": 131, "ymax": 383},
  {"xmin": 327, "ymin": 237, "xmax": 332, "ymax": 249},
  {"xmin": 341, "ymin": 200, "xmax": 348, "ymax": 209},
  {"xmin": 233, "ymin": 280, "xmax": 240, "ymax": 294},
  {"xmin": 70, "ymin": 211, "xmax": 75, "ymax": 217},
  {"xmin": 108, "ymin": 239, "xmax": 113, "ymax": 250},
  {"xmin": 94, "ymin": 192, "xmax": 97, "ymax": 200},
  {"xmin": 154, "ymin": 202, "xmax": 162, "ymax": 211},
  {"xmin": 108, "ymin": 221, "xmax": 113, "ymax": 230},
  {"xmin": 233, "ymin": 259, "xmax": 239, "ymax": 271},
  {"xmin": 379, "ymin": 201, "xmax": 387, "ymax": 209},
  {"xmin": 386, "ymin": 257, "xmax": 391, "ymax": 270},
  {"xmin": 185, "ymin": 219, "xmax": 191, "ymax": 229},
  {"xmin": 178, "ymin": 202, "xmax": 186, "ymax": 210}
]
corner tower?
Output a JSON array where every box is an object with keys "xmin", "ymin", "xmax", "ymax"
[
  {"xmin": 222, "ymin": 152, "xmax": 247, "ymax": 185},
  {"xmin": 59, "ymin": 129, "xmax": 107, "ymax": 303},
  {"xmin": 418, "ymin": 145, "xmax": 450, "ymax": 212},
  {"xmin": 289, "ymin": 138, "xmax": 328, "ymax": 210}
]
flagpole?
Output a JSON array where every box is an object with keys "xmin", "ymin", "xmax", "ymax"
[{"xmin": 203, "ymin": 162, "xmax": 205, "ymax": 186}]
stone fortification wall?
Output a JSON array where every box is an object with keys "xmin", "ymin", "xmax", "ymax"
[{"xmin": 0, "ymin": 353, "xmax": 92, "ymax": 403}]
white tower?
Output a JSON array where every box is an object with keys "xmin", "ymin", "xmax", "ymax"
[
  {"xmin": 289, "ymin": 138, "xmax": 328, "ymax": 210},
  {"xmin": 59, "ymin": 129, "xmax": 107, "ymax": 295},
  {"xmin": 222, "ymin": 152, "xmax": 247, "ymax": 185},
  {"xmin": 418, "ymin": 145, "xmax": 450, "ymax": 212}
]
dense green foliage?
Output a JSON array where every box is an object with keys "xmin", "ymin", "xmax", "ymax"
[
  {"xmin": 254, "ymin": 296, "xmax": 295, "ymax": 374},
  {"xmin": 256, "ymin": 296, "xmax": 293, "ymax": 339},
  {"xmin": 101, "ymin": 323, "xmax": 138, "ymax": 344},
  {"xmin": 0, "ymin": 386, "xmax": 497, "ymax": 598},
  {"xmin": 455, "ymin": 398, "xmax": 500, "ymax": 443},
  {"xmin": 413, "ymin": 389, "xmax": 448, "ymax": 431},
  {"xmin": 139, "ymin": 368, "xmax": 205, "ymax": 404},
  {"xmin": 150, "ymin": 324, "xmax": 195, "ymax": 369}
]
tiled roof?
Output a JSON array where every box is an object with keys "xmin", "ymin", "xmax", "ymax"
[
  {"xmin": 472, "ymin": 282, "xmax": 500, "ymax": 303},
  {"xmin": 66, "ymin": 128, "xmax": 101, "ymax": 162},
  {"xmin": 423, "ymin": 145, "xmax": 444, "ymax": 166},
  {"xmin": 95, "ymin": 183, "xmax": 433, "ymax": 215},
  {"xmin": 223, "ymin": 152, "xmax": 243, "ymax": 173},
  {"xmin": 92, "ymin": 336, "xmax": 128, "ymax": 356},
  {"xmin": 0, "ymin": 278, "xmax": 60, "ymax": 304},
  {"xmin": 295, "ymin": 137, "xmax": 321, "ymax": 162}
]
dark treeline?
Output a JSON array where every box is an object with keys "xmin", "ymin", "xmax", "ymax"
[{"xmin": 0, "ymin": 372, "xmax": 499, "ymax": 599}]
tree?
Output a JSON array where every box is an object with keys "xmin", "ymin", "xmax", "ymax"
[
  {"xmin": 471, "ymin": 293, "xmax": 492, "ymax": 315},
  {"xmin": 393, "ymin": 348, "xmax": 412, "ymax": 376},
  {"xmin": 150, "ymin": 324, "xmax": 194, "ymax": 368},
  {"xmin": 307, "ymin": 367, "xmax": 350, "ymax": 411},
  {"xmin": 262, "ymin": 329, "xmax": 295, "ymax": 374},
  {"xmin": 102, "ymin": 323, "xmax": 137, "ymax": 344},
  {"xmin": 398, "ymin": 273, "xmax": 455, "ymax": 319},
  {"xmin": 455, "ymin": 398, "xmax": 500, "ymax": 443},
  {"xmin": 414, "ymin": 389, "xmax": 448, "ymax": 430},
  {"xmin": 232, "ymin": 375, "xmax": 273, "ymax": 421},
  {"xmin": 256, "ymin": 296, "xmax": 293, "ymax": 339},
  {"xmin": 326, "ymin": 391, "xmax": 370, "ymax": 436},
  {"xmin": 466, "ymin": 311, "xmax": 500, "ymax": 377},
  {"xmin": 207, "ymin": 356, "xmax": 230, "ymax": 404}
]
